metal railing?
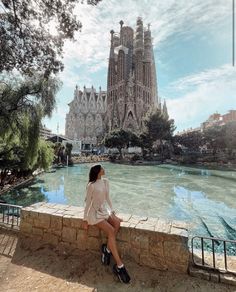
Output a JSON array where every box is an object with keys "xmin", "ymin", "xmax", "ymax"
[
  {"xmin": 0, "ymin": 203, "xmax": 22, "ymax": 227},
  {"xmin": 191, "ymin": 235, "xmax": 236, "ymax": 274}
]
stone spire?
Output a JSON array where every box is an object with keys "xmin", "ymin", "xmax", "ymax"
[
  {"xmin": 143, "ymin": 26, "xmax": 152, "ymax": 62},
  {"xmin": 134, "ymin": 17, "xmax": 144, "ymax": 54},
  {"xmin": 163, "ymin": 99, "xmax": 169, "ymax": 119}
]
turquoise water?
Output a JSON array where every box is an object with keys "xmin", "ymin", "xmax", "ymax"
[{"xmin": 2, "ymin": 162, "xmax": 236, "ymax": 244}]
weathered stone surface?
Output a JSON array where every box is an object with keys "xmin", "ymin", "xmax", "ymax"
[
  {"xmin": 140, "ymin": 235, "xmax": 149, "ymax": 250},
  {"xmin": 171, "ymin": 220, "xmax": 189, "ymax": 230},
  {"xmin": 55, "ymin": 209, "xmax": 65, "ymax": 216},
  {"xmin": 76, "ymin": 229, "xmax": 88, "ymax": 246},
  {"xmin": 62, "ymin": 227, "xmax": 76, "ymax": 242},
  {"xmin": 170, "ymin": 226, "xmax": 188, "ymax": 244},
  {"xmin": 120, "ymin": 221, "xmax": 131, "ymax": 228},
  {"xmin": 32, "ymin": 227, "xmax": 43, "ymax": 236},
  {"xmin": 149, "ymin": 237, "xmax": 164, "ymax": 257},
  {"xmin": 53, "ymin": 204, "xmax": 68, "ymax": 210},
  {"xmin": 210, "ymin": 272, "xmax": 220, "ymax": 283},
  {"xmin": 146, "ymin": 217, "xmax": 159, "ymax": 226},
  {"xmin": 88, "ymin": 225, "xmax": 100, "ymax": 237},
  {"xmin": 43, "ymin": 232, "xmax": 58, "ymax": 245},
  {"xmin": 20, "ymin": 222, "xmax": 32, "ymax": 234},
  {"xmin": 118, "ymin": 241, "xmax": 130, "ymax": 257},
  {"xmin": 130, "ymin": 229, "xmax": 143, "ymax": 249},
  {"xmin": 129, "ymin": 247, "xmax": 140, "ymax": 263},
  {"xmin": 128, "ymin": 215, "xmax": 140, "ymax": 226},
  {"xmin": 189, "ymin": 266, "xmax": 210, "ymax": 280},
  {"xmin": 34, "ymin": 213, "xmax": 51, "ymax": 229},
  {"xmin": 166, "ymin": 261, "xmax": 188, "ymax": 273},
  {"xmin": 117, "ymin": 227, "xmax": 130, "ymax": 242},
  {"xmin": 71, "ymin": 217, "xmax": 84, "ymax": 229},
  {"xmin": 19, "ymin": 203, "xmax": 191, "ymax": 275},
  {"xmin": 155, "ymin": 219, "xmax": 171, "ymax": 234},
  {"xmin": 24, "ymin": 216, "xmax": 34, "ymax": 224},
  {"xmin": 29, "ymin": 210, "xmax": 39, "ymax": 219},
  {"xmin": 116, "ymin": 213, "xmax": 132, "ymax": 222},
  {"xmin": 87, "ymin": 236, "xmax": 100, "ymax": 251},
  {"xmin": 72, "ymin": 213, "xmax": 84, "ymax": 221},
  {"xmin": 140, "ymin": 253, "xmax": 167, "ymax": 270},
  {"xmin": 20, "ymin": 209, "xmax": 31, "ymax": 219},
  {"xmin": 220, "ymin": 273, "xmax": 236, "ymax": 286},
  {"xmin": 163, "ymin": 241, "xmax": 189, "ymax": 264},
  {"xmin": 62, "ymin": 215, "xmax": 72, "ymax": 227},
  {"xmin": 135, "ymin": 222, "xmax": 155, "ymax": 231},
  {"xmin": 51, "ymin": 215, "xmax": 62, "ymax": 230},
  {"xmin": 52, "ymin": 229, "xmax": 62, "ymax": 237}
]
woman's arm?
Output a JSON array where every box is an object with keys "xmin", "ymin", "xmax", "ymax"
[{"xmin": 83, "ymin": 182, "xmax": 94, "ymax": 221}]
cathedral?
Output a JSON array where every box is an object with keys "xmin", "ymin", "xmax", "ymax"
[
  {"xmin": 65, "ymin": 86, "xmax": 107, "ymax": 148},
  {"xmin": 65, "ymin": 18, "xmax": 168, "ymax": 149}
]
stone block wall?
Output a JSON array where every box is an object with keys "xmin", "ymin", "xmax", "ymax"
[{"xmin": 20, "ymin": 202, "xmax": 190, "ymax": 273}]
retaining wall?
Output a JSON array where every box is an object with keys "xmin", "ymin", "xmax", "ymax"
[{"xmin": 19, "ymin": 202, "xmax": 190, "ymax": 273}]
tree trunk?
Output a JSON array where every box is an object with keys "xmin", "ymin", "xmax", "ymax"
[
  {"xmin": 160, "ymin": 139, "xmax": 164, "ymax": 162},
  {"xmin": 118, "ymin": 148, "xmax": 122, "ymax": 160}
]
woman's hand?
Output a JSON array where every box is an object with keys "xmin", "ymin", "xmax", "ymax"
[{"xmin": 82, "ymin": 220, "xmax": 88, "ymax": 230}]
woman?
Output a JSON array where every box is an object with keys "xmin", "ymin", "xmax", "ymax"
[{"xmin": 82, "ymin": 164, "xmax": 131, "ymax": 284}]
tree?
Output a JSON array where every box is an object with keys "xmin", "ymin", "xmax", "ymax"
[
  {"xmin": 35, "ymin": 139, "xmax": 54, "ymax": 171},
  {"xmin": 65, "ymin": 142, "xmax": 73, "ymax": 165},
  {"xmin": 223, "ymin": 121, "xmax": 236, "ymax": 158},
  {"xmin": 142, "ymin": 108, "xmax": 175, "ymax": 159},
  {"xmin": 0, "ymin": 76, "xmax": 59, "ymax": 187},
  {"xmin": 203, "ymin": 122, "xmax": 236, "ymax": 158},
  {"xmin": 103, "ymin": 129, "xmax": 130, "ymax": 159},
  {"xmin": 174, "ymin": 131, "xmax": 204, "ymax": 152},
  {"xmin": 203, "ymin": 126, "xmax": 225, "ymax": 155},
  {"xmin": 0, "ymin": 0, "xmax": 102, "ymax": 77},
  {"xmin": 0, "ymin": 75, "xmax": 61, "ymax": 136}
]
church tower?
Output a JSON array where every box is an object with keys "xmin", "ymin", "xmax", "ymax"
[{"xmin": 107, "ymin": 17, "xmax": 160, "ymax": 132}]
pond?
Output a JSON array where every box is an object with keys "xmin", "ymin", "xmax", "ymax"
[{"xmin": 2, "ymin": 162, "xmax": 236, "ymax": 251}]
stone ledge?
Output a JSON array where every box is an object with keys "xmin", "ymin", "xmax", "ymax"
[
  {"xmin": 189, "ymin": 266, "xmax": 236, "ymax": 286},
  {"xmin": 19, "ymin": 202, "xmax": 190, "ymax": 274}
]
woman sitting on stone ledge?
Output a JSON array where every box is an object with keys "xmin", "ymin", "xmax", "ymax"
[{"xmin": 82, "ymin": 164, "xmax": 131, "ymax": 284}]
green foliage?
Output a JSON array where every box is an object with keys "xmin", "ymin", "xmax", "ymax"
[
  {"xmin": 36, "ymin": 139, "xmax": 54, "ymax": 171},
  {"xmin": 203, "ymin": 122, "xmax": 236, "ymax": 156},
  {"xmin": 0, "ymin": 0, "xmax": 102, "ymax": 77},
  {"xmin": 174, "ymin": 131, "xmax": 204, "ymax": 152},
  {"xmin": 65, "ymin": 143, "xmax": 73, "ymax": 158},
  {"xmin": 104, "ymin": 129, "xmax": 130, "ymax": 158},
  {"xmin": 143, "ymin": 108, "xmax": 175, "ymax": 142},
  {"xmin": 0, "ymin": 76, "xmax": 59, "ymax": 186},
  {"xmin": 140, "ymin": 108, "xmax": 175, "ymax": 158}
]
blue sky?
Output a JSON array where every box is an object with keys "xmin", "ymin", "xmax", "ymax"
[{"xmin": 43, "ymin": 0, "xmax": 236, "ymax": 134}]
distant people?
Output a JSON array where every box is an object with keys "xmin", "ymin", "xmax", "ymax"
[{"xmin": 82, "ymin": 164, "xmax": 131, "ymax": 284}]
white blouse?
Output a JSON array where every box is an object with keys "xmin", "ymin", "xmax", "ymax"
[{"xmin": 83, "ymin": 178, "xmax": 113, "ymax": 225}]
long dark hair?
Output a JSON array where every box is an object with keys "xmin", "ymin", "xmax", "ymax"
[{"xmin": 88, "ymin": 164, "xmax": 102, "ymax": 183}]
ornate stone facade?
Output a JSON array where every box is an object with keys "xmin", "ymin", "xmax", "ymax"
[
  {"xmin": 107, "ymin": 18, "xmax": 160, "ymax": 132},
  {"xmin": 65, "ymin": 86, "xmax": 107, "ymax": 148},
  {"xmin": 65, "ymin": 18, "xmax": 169, "ymax": 146}
]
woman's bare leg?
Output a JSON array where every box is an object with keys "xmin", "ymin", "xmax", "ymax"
[
  {"xmin": 96, "ymin": 220, "xmax": 123, "ymax": 266},
  {"xmin": 107, "ymin": 214, "xmax": 121, "ymax": 236}
]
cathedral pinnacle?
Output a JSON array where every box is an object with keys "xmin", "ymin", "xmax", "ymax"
[{"xmin": 119, "ymin": 20, "xmax": 124, "ymax": 28}]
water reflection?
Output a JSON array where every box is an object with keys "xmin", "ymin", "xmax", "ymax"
[{"xmin": 2, "ymin": 162, "xmax": 236, "ymax": 244}]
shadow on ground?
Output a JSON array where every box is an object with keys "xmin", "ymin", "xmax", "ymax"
[{"xmin": 0, "ymin": 229, "xmax": 235, "ymax": 292}]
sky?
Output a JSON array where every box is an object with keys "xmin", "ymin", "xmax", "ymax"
[{"xmin": 43, "ymin": 0, "xmax": 236, "ymax": 135}]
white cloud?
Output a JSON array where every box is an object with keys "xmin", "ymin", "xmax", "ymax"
[
  {"xmin": 59, "ymin": 65, "xmax": 92, "ymax": 89},
  {"xmin": 166, "ymin": 64, "xmax": 236, "ymax": 131},
  {"xmin": 47, "ymin": 0, "xmax": 233, "ymax": 134},
  {"xmin": 61, "ymin": 0, "xmax": 231, "ymax": 73}
]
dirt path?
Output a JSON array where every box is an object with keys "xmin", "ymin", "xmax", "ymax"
[{"xmin": 0, "ymin": 230, "xmax": 235, "ymax": 292}]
